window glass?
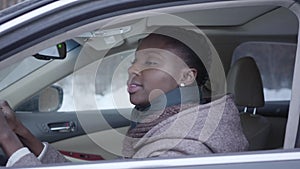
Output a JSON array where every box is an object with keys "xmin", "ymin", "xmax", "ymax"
[
  {"xmin": 0, "ymin": 57, "xmax": 50, "ymax": 92},
  {"xmin": 232, "ymin": 42, "xmax": 296, "ymax": 101},
  {"xmin": 0, "ymin": 40, "xmax": 79, "ymax": 92},
  {"xmin": 56, "ymin": 50, "xmax": 135, "ymax": 112}
]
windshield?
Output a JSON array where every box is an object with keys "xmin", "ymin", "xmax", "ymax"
[
  {"xmin": 0, "ymin": 40, "xmax": 79, "ymax": 91},
  {"xmin": 0, "ymin": 57, "xmax": 50, "ymax": 91}
]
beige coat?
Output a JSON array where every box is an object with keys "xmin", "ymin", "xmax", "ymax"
[{"xmin": 122, "ymin": 95, "xmax": 248, "ymax": 158}]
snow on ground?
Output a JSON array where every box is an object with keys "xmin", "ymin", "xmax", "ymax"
[
  {"xmin": 264, "ymin": 88, "xmax": 291, "ymax": 101},
  {"xmin": 58, "ymin": 85, "xmax": 133, "ymax": 112}
]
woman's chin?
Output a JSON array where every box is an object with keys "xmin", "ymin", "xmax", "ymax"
[{"xmin": 129, "ymin": 95, "xmax": 149, "ymax": 107}]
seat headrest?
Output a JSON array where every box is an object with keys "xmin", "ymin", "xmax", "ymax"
[{"xmin": 227, "ymin": 57, "xmax": 265, "ymax": 108}]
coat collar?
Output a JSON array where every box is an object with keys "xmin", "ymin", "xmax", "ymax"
[{"xmin": 131, "ymin": 86, "xmax": 201, "ymax": 126}]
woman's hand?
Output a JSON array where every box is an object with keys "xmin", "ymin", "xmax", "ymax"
[
  {"xmin": 0, "ymin": 100, "xmax": 25, "ymax": 136},
  {"xmin": 0, "ymin": 107, "xmax": 23, "ymax": 157},
  {"xmin": 0, "ymin": 107, "xmax": 13, "ymax": 140},
  {"xmin": 0, "ymin": 100, "xmax": 44, "ymax": 157}
]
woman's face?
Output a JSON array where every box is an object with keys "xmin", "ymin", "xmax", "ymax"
[{"xmin": 127, "ymin": 36, "xmax": 188, "ymax": 107}]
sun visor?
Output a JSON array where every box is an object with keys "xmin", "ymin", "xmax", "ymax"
[{"xmin": 74, "ymin": 26, "xmax": 131, "ymax": 51}]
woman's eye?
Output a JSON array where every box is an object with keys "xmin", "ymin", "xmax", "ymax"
[{"xmin": 145, "ymin": 61, "xmax": 158, "ymax": 66}]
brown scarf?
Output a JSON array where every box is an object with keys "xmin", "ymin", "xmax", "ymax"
[{"xmin": 127, "ymin": 103, "xmax": 197, "ymax": 138}]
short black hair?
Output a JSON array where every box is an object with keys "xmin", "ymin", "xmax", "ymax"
[{"xmin": 146, "ymin": 27, "xmax": 210, "ymax": 86}]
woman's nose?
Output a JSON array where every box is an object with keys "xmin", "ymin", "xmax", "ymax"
[{"xmin": 128, "ymin": 63, "xmax": 141, "ymax": 76}]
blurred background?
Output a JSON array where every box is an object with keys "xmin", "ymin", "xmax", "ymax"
[{"xmin": 0, "ymin": 0, "xmax": 26, "ymax": 10}]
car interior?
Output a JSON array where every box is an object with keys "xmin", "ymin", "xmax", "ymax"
[
  {"xmin": 0, "ymin": 1, "xmax": 299, "ymax": 164},
  {"xmin": 227, "ymin": 56, "xmax": 271, "ymax": 151}
]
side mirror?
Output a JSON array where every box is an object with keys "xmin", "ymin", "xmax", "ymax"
[
  {"xmin": 15, "ymin": 86, "xmax": 63, "ymax": 112},
  {"xmin": 33, "ymin": 42, "xmax": 67, "ymax": 60},
  {"xmin": 38, "ymin": 86, "xmax": 63, "ymax": 112}
]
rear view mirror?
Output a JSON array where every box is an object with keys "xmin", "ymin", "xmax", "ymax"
[{"xmin": 33, "ymin": 42, "xmax": 67, "ymax": 60}]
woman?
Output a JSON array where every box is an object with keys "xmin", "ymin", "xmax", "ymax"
[{"xmin": 0, "ymin": 27, "xmax": 248, "ymax": 167}]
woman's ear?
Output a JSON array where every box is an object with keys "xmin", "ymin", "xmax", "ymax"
[{"xmin": 180, "ymin": 68, "xmax": 197, "ymax": 86}]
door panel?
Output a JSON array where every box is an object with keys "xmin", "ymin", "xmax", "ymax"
[
  {"xmin": 52, "ymin": 126, "xmax": 129, "ymax": 161},
  {"xmin": 0, "ymin": 109, "xmax": 132, "ymax": 164},
  {"xmin": 16, "ymin": 109, "xmax": 131, "ymax": 143}
]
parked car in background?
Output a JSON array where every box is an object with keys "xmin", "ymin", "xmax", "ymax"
[{"xmin": 0, "ymin": 0, "xmax": 300, "ymax": 168}]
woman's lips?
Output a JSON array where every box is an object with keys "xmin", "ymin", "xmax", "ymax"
[{"xmin": 127, "ymin": 83, "xmax": 142, "ymax": 94}]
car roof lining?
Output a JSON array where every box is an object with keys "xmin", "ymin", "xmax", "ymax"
[
  {"xmin": 1, "ymin": 0, "xmax": 295, "ymax": 66},
  {"xmin": 147, "ymin": 5, "xmax": 278, "ymax": 27},
  {"xmin": 71, "ymin": 4, "xmax": 297, "ymax": 53}
]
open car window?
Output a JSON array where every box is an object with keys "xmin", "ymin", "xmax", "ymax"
[{"xmin": 0, "ymin": 0, "xmax": 300, "ymax": 168}]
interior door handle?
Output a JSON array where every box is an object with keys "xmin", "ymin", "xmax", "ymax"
[{"xmin": 48, "ymin": 121, "xmax": 76, "ymax": 133}]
